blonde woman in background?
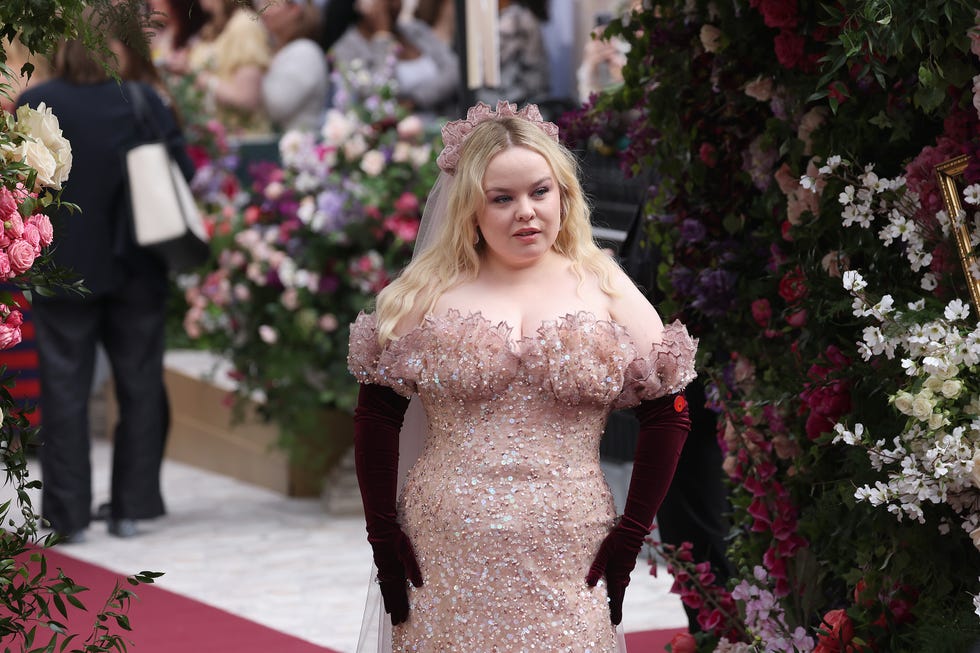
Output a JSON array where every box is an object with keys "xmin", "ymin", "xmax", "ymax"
[{"xmin": 168, "ymin": 0, "xmax": 272, "ymax": 134}]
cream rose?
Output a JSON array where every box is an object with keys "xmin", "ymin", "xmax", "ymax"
[
  {"xmin": 744, "ymin": 76, "xmax": 774, "ymax": 102},
  {"xmin": 14, "ymin": 104, "xmax": 72, "ymax": 189},
  {"xmin": 321, "ymin": 109, "xmax": 355, "ymax": 144},
  {"xmin": 699, "ymin": 24, "xmax": 723, "ymax": 53},
  {"xmin": 344, "ymin": 134, "xmax": 368, "ymax": 161},
  {"xmin": 941, "ymin": 379, "xmax": 963, "ymax": 399},
  {"xmin": 893, "ymin": 391, "xmax": 914, "ymax": 416},
  {"xmin": 797, "ymin": 107, "xmax": 828, "ymax": 156},
  {"xmin": 396, "ymin": 115, "xmax": 424, "ymax": 140},
  {"xmin": 360, "ymin": 149, "xmax": 386, "ymax": 177},
  {"xmin": 911, "ymin": 394, "xmax": 934, "ymax": 421}
]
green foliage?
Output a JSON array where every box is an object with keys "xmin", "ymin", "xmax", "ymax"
[{"xmin": 589, "ymin": 0, "xmax": 980, "ymax": 649}]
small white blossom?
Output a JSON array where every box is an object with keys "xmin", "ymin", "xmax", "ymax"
[
  {"xmin": 944, "ymin": 299, "xmax": 971, "ymax": 322},
  {"xmin": 964, "ymin": 184, "xmax": 980, "ymax": 206},
  {"xmin": 920, "ymin": 273, "xmax": 938, "ymax": 291},
  {"xmin": 843, "ymin": 269, "xmax": 867, "ymax": 291}
]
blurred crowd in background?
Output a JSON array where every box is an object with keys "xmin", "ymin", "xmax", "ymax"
[{"xmin": 3, "ymin": 0, "xmax": 638, "ymax": 137}]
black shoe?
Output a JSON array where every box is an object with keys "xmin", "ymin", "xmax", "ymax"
[
  {"xmin": 107, "ymin": 519, "xmax": 138, "ymax": 538},
  {"xmin": 51, "ymin": 530, "xmax": 87, "ymax": 545},
  {"xmin": 93, "ymin": 502, "xmax": 111, "ymax": 521}
]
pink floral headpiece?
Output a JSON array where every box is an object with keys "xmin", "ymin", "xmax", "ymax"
[{"xmin": 436, "ymin": 101, "xmax": 560, "ymax": 175}]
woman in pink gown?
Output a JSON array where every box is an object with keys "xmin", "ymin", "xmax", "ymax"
[{"xmin": 347, "ymin": 101, "xmax": 697, "ymax": 652}]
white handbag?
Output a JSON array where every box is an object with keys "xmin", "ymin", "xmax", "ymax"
[{"xmin": 125, "ymin": 83, "xmax": 209, "ymax": 272}]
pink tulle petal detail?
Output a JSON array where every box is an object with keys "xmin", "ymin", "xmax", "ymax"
[{"xmin": 613, "ymin": 321, "xmax": 699, "ymax": 409}]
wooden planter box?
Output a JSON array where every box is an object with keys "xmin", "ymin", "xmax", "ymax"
[{"xmin": 104, "ymin": 350, "xmax": 353, "ymax": 498}]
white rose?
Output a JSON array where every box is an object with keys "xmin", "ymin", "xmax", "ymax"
[
  {"xmin": 392, "ymin": 141, "xmax": 411, "ymax": 163},
  {"xmin": 927, "ymin": 412, "xmax": 945, "ymax": 430},
  {"xmin": 941, "ymin": 379, "xmax": 963, "ymax": 399},
  {"xmin": 258, "ymin": 324, "xmax": 278, "ymax": 344},
  {"xmin": 409, "ymin": 144, "xmax": 432, "ymax": 169},
  {"xmin": 911, "ymin": 394, "xmax": 934, "ymax": 421},
  {"xmin": 344, "ymin": 134, "xmax": 368, "ymax": 160},
  {"xmin": 321, "ymin": 109, "xmax": 354, "ymax": 144},
  {"xmin": 5, "ymin": 140, "xmax": 57, "ymax": 190},
  {"xmin": 892, "ymin": 391, "xmax": 914, "ymax": 416},
  {"xmin": 14, "ymin": 104, "xmax": 72, "ymax": 189},
  {"xmin": 360, "ymin": 149, "xmax": 386, "ymax": 177}
]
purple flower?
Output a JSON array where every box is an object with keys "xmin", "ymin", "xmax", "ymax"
[
  {"xmin": 317, "ymin": 190, "xmax": 346, "ymax": 222},
  {"xmin": 670, "ymin": 266, "xmax": 696, "ymax": 296},
  {"xmin": 679, "ymin": 218, "xmax": 707, "ymax": 244},
  {"xmin": 691, "ymin": 268, "xmax": 737, "ymax": 317}
]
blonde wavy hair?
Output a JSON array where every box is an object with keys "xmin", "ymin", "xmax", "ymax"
[{"xmin": 375, "ymin": 117, "xmax": 622, "ymax": 345}]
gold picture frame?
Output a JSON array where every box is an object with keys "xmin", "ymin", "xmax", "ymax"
[{"xmin": 934, "ymin": 154, "xmax": 980, "ymax": 313}]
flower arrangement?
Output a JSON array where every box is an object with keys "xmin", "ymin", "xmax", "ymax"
[
  {"xmin": 181, "ymin": 82, "xmax": 441, "ymax": 469},
  {"xmin": 589, "ymin": 0, "xmax": 980, "ymax": 650},
  {"xmin": 0, "ymin": 12, "xmax": 159, "ymax": 644}
]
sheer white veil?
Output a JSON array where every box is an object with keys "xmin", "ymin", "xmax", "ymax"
[{"xmin": 354, "ymin": 171, "xmax": 452, "ymax": 653}]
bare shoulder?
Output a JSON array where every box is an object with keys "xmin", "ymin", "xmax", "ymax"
[{"xmin": 606, "ymin": 264, "xmax": 665, "ymax": 348}]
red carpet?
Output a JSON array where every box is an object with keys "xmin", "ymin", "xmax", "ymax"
[
  {"xmin": 28, "ymin": 547, "xmax": 686, "ymax": 652},
  {"xmin": 29, "ymin": 548, "xmax": 340, "ymax": 653},
  {"xmin": 625, "ymin": 626, "xmax": 689, "ymax": 651}
]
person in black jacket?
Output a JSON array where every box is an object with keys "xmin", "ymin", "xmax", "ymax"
[{"xmin": 17, "ymin": 9, "xmax": 195, "ymax": 542}]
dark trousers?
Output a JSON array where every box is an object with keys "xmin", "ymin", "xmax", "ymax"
[
  {"xmin": 657, "ymin": 379, "xmax": 734, "ymax": 631},
  {"xmin": 33, "ymin": 272, "xmax": 169, "ymax": 535}
]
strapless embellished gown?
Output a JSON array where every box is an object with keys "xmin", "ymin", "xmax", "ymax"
[{"xmin": 348, "ymin": 310, "xmax": 697, "ymax": 653}]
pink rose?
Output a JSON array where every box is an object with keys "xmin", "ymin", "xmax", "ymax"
[
  {"xmin": 7, "ymin": 239, "xmax": 37, "ymax": 274},
  {"xmin": 0, "ymin": 187, "xmax": 17, "ymax": 220},
  {"xmin": 0, "ymin": 323, "xmax": 22, "ymax": 350},
  {"xmin": 26, "ymin": 213, "xmax": 53, "ymax": 247},
  {"xmin": 4, "ymin": 214, "xmax": 24, "ymax": 239},
  {"xmin": 394, "ymin": 192, "xmax": 420, "ymax": 216},
  {"xmin": 0, "ymin": 253, "xmax": 11, "ymax": 279},
  {"xmin": 396, "ymin": 115, "xmax": 424, "ymax": 140},
  {"xmin": 750, "ymin": 298, "xmax": 772, "ymax": 327},
  {"xmin": 699, "ymin": 142, "xmax": 718, "ymax": 167},
  {"xmin": 4, "ymin": 309, "xmax": 23, "ymax": 328},
  {"xmin": 22, "ymin": 224, "xmax": 41, "ymax": 253},
  {"xmin": 786, "ymin": 309, "xmax": 808, "ymax": 327}
]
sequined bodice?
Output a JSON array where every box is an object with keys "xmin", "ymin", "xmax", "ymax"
[{"xmin": 348, "ymin": 310, "xmax": 697, "ymax": 652}]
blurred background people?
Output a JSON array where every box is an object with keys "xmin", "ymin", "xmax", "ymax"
[
  {"xmin": 576, "ymin": 11, "xmax": 627, "ymax": 100},
  {"xmin": 168, "ymin": 0, "xmax": 272, "ymax": 134},
  {"xmin": 257, "ymin": 0, "xmax": 329, "ymax": 132},
  {"xmin": 146, "ymin": 0, "xmax": 206, "ymax": 70},
  {"xmin": 16, "ymin": 6, "xmax": 194, "ymax": 542},
  {"xmin": 412, "ymin": 0, "xmax": 455, "ymax": 47},
  {"xmin": 474, "ymin": 0, "xmax": 550, "ymax": 106},
  {"xmin": 323, "ymin": 0, "xmax": 458, "ymax": 118}
]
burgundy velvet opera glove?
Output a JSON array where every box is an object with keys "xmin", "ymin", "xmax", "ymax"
[
  {"xmin": 586, "ymin": 393, "xmax": 691, "ymax": 625},
  {"xmin": 354, "ymin": 383, "xmax": 423, "ymax": 626}
]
